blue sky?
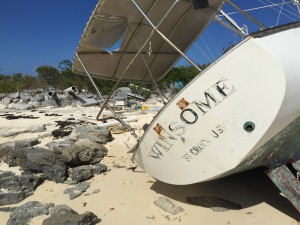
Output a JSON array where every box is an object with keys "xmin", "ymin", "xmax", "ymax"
[
  {"xmin": 0, "ymin": 0, "xmax": 98, "ymax": 75},
  {"xmin": 0, "ymin": 0, "xmax": 299, "ymax": 76}
]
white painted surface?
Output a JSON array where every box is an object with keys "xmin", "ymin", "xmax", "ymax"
[{"xmin": 134, "ymin": 26, "xmax": 300, "ymax": 185}]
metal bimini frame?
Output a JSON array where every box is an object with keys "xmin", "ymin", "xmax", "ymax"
[
  {"xmin": 75, "ymin": 0, "xmax": 268, "ymax": 142},
  {"xmin": 75, "ymin": 0, "xmax": 202, "ymax": 141}
]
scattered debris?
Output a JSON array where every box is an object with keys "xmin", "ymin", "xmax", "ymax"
[{"xmin": 0, "ymin": 113, "xmax": 39, "ymax": 120}]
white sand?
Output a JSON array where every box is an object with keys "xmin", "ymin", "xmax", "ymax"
[{"xmin": 0, "ymin": 104, "xmax": 299, "ymax": 225}]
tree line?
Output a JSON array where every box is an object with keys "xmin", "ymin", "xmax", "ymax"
[{"xmin": 0, "ymin": 59, "xmax": 208, "ymax": 95}]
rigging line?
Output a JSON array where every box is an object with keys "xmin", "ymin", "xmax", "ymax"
[
  {"xmin": 204, "ymin": 31, "xmax": 220, "ymax": 57},
  {"xmin": 292, "ymin": 0, "xmax": 300, "ymax": 14},
  {"xmin": 285, "ymin": 0, "xmax": 300, "ymax": 14},
  {"xmin": 126, "ymin": 23, "xmax": 170, "ymax": 103},
  {"xmin": 110, "ymin": 0, "xmax": 159, "ymax": 79},
  {"xmin": 262, "ymin": 0, "xmax": 300, "ymax": 18},
  {"xmin": 258, "ymin": 0, "xmax": 299, "ymax": 21},
  {"xmin": 96, "ymin": 0, "xmax": 181, "ymax": 119},
  {"xmin": 201, "ymin": 37, "xmax": 215, "ymax": 61},
  {"xmin": 276, "ymin": 1, "xmax": 284, "ymax": 26},
  {"xmin": 226, "ymin": 1, "xmax": 299, "ymax": 19},
  {"xmin": 194, "ymin": 43, "xmax": 213, "ymax": 62}
]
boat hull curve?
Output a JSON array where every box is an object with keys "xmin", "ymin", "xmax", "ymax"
[{"xmin": 134, "ymin": 24, "xmax": 300, "ymax": 185}]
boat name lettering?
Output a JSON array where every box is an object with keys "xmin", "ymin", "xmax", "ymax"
[
  {"xmin": 180, "ymin": 77, "xmax": 235, "ymax": 125},
  {"xmin": 182, "ymin": 123, "xmax": 227, "ymax": 162},
  {"xmin": 148, "ymin": 129, "xmax": 178, "ymax": 159}
]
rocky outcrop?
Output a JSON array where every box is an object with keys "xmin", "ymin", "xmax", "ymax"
[
  {"xmin": 50, "ymin": 139, "xmax": 107, "ymax": 166},
  {"xmin": 0, "ymin": 88, "xmax": 106, "ymax": 109},
  {"xmin": 42, "ymin": 204, "xmax": 100, "ymax": 225},
  {"xmin": 0, "ymin": 172, "xmax": 43, "ymax": 206},
  {"xmin": 7, "ymin": 201, "xmax": 54, "ymax": 225},
  {"xmin": 69, "ymin": 166, "xmax": 94, "ymax": 182},
  {"xmin": 5, "ymin": 147, "xmax": 67, "ymax": 183},
  {"xmin": 69, "ymin": 124, "xmax": 113, "ymax": 144}
]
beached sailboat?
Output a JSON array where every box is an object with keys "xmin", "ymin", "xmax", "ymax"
[{"xmin": 73, "ymin": 0, "xmax": 300, "ymax": 212}]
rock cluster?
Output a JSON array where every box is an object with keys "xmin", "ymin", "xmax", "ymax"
[
  {"xmin": 0, "ymin": 124, "xmax": 111, "ymax": 207},
  {"xmin": 4, "ymin": 201, "xmax": 100, "ymax": 225},
  {"xmin": 0, "ymin": 89, "xmax": 102, "ymax": 109}
]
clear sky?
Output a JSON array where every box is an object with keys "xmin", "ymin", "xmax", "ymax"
[
  {"xmin": 0, "ymin": 0, "xmax": 98, "ymax": 75},
  {"xmin": 0, "ymin": 0, "xmax": 299, "ymax": 76}
]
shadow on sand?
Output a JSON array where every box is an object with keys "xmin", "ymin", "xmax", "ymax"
[{"xmin": 150, "ymin": 167, "xmax": 300, "ymax": 221}]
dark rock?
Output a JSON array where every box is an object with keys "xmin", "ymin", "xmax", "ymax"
[
  {"xmin": 90, "ymin": 163, "xmax": 107, "ymax": 175},
  {"xmin": 52, "ymin": 139, "xmax": 107, "ymax": 166},
  {"xmin": 6, "ymin": 147, "xmax": 67, "ymax": 183},
  {"xmin": 0, "ymin": 207, "xmax": 15, "ymax": 212},
  {"xmin": 0, "ymin": 191, "xmax": 25, "ymax": 207},
  {"xmin": 187, "ymin": 196, "xmax": 242, "ymax": 212},
  {"xmin": 7, "ymin": 201, "xmax": 54, "ymax": 225},
  {"xmin": 0, "ymin": 138, "xmax": 39, "ymax": 160},
  {"xmin": 74, "ymin": 139, "xmax": 107, "ymax": 165},
  {"xmin": 51, "ymin": 120, "xmax": 89, "ymax": 139},
  {"xmin": 70, "ymin": 124, "xmax": 113, "ymax": 144},
  {"xmin": 42, "ymin": 204, "xmax": 100, "ymax": 225},
  {"xmin": 0, "ymin": 138, "xmax": 40, "ymax": 163},
  {"xmin": 0, "ymin": 172, "xmax": 43, "ymax": 206},
  {"xmin": 64, "ymin": 182, "xmax": 90, "ymax": 200},
  {"xmin": 69, "ymin": 165, "xmax": 93, "ymax": 182}
]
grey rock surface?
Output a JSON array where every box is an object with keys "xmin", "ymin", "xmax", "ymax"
[
  {"xmin": 0, "ymin": 172, "xmax": 43, "ymax": 206},
  {"xmin": 187, "ymin": 196, "xmax": 242, "ymax": 212},
  {"xmin": 42, "ymin": 204, "xmax": 100, "ymax": 225},
  {"xmin": 5, "ymin": 147, "xmax": 67, "ymax": 183},
  {"xmin": 90, "ymin": 163, "xmax": 107, "ymax": 175},
  {"xmin": 53, "ymin": 139, "xmax": 107, "ymax": 166},
  {"xmin": 0, "ymin": 138, "xmax": 39, "ymax": 162},
  {"xmin": 7, "ymin": 201, "xmax": 54, "ymax": 225},
  {"xmin": 64, "ymin": 182, "xmax": 90, "ymax": 200},
  {"xmin": 153, "ymin": 197, "xmax": 184, "ymax": 215},
  {"xmin": 69, "ymin": 165, "xmax": 93, "ymax": 182},
  {"xmin": 69, "ymin": 124, "xmax": 113, "ymax": 144},
  {"xmin": 2, "ymin": 97, "xmax": 12, "ymax": 105}
]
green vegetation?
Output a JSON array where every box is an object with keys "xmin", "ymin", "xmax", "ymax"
[{"xmin": 0, "ymin": 60, "xmax": 208, "ymax": 95}]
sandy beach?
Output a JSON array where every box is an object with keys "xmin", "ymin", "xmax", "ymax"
[{"xmin": 0, "ymin": 104, "xmax": 299, "ymax": 225}]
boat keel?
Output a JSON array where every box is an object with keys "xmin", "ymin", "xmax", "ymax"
[{"xmin": 266, "ymin": 164, "xmax": 300, "ymax": 213}]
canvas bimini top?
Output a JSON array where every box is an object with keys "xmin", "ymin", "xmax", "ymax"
[{"xmin": 72, "ymin": 0, "xmax": 226, "ymax": 82}]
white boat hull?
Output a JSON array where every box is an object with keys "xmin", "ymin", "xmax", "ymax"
[{"xmin": 134, "ymin": 23, "xmax": 300, "ymax": 185}]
